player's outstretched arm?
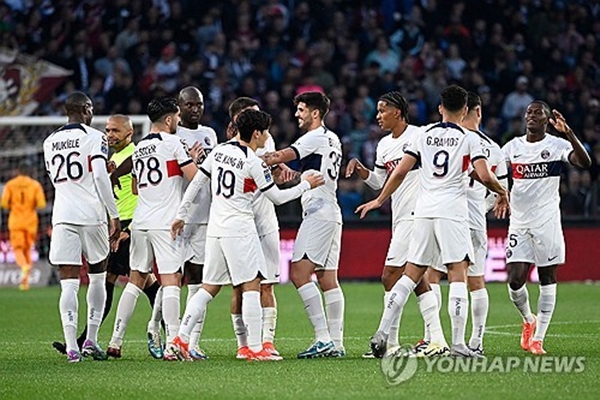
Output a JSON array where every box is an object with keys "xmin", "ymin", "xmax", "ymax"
[
  {"xmin": 550, "ymin": 110, "xmax": 592, "ymax": 168},
  {"xmin": 262, "ymin": 173, "xmax": 324, "ymax": 205},
  {"xmin": 472, "ymin": 158, "xmax": 510, "ymax": 219},
  {"xmin": 91, "ymin": 156, "xmax": 120, "ymax": 228},
  {"xmin": 174, "ymin": 168, "xmax": 210, "ymax": 227},
  {"xmin": 355, "ymin": 154, "xmax": 416, "ymax": 219},
  {"xmin": 261, "ymin": 148, "xmax": 297, "ymax": 166},
  {"xmin": 110, "ymin": 155, "xmax": 133, "ymax": 190}
]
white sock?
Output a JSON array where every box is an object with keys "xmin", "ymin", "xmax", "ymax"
[
  {"xmin": 59, "ymin": 279, "xmax": 80, "ymax": 352},
  {"xmin": 231, "ymin": 314, "xmax": 247, "ymax": 348},
  {"xmin": 86, "ymin": 272, "xmax": 106, "ymax": 344},
  {"xmin": 162, "ymin": 286, "xmax": 181, "ymax": 344},
  {"xmin": 469, "ymin": 288, "xmax": 489, "ymax": 349},
  {"xmin": 448, "ymin": 282, "xmax": 468, "ymax": 347},
  {"xmin": 180, "ymin": 288, "xmax": 212, "ymax": 343},
  {"xmin": 419, "ymin": 290, "xmax": 446, "ymax": 346},
  {"xmin": 324, "ymin": 287, "xmax": 345, "ymax": 349},
  {"xmin": 377, "ymin": 276, "xmax": 415, "ymax": 334},
  {"xmin": 424, "ymin": 284, "xmax": 442, "ymax": 342},
  {"xmin": 385, "ymin": 291, "xmax": 401, "ymax": 347},
  {"xmin": 186, "ymin": 284, "xmax": 203, "ymax": 348},
  {"xmin": 508, "ymin": 284, "xmax": 535, "ymax": 323},
  {"xmin": 533, "ymin": 284, "xmax": 557, "ymax": 342},
  {"xmin": 262, "ymin": 307, "xmax": 277, "ymax": 344},
  {"xmin": 297, "ymin": 282, "xmax": 331, "ymax": 343},
  {"xmin": 147, "ymin": 286, "xmax": 163, "ymax": 333},
  {"xmin": 242, "ymin": 291, "xmax": 262, "ymax": 352},
  {"xmin": 110, "ymin": 282, "xmax": 142, "ymax": 347}
]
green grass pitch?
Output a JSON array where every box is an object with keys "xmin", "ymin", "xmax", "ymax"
[{"xmin": 0, "ymin": 282, "xmax": 598, "ymax": 399}]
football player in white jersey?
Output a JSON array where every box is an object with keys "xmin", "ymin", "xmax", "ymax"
[
  {"xmin": 503, "ymin": 101, "xmax": 590, "ymax": 354},
  {"xmin": 172, "ymin": 86, "xmax": 218, "ymax": 360},
  {"xmin": 226, "ymin": 97, "xmax": 295, "ymax": 359},
  {"xmin": 426, "ymin": 92, "xmax": 509, "ymax": 355},
  {"xmin": 107, "ymin": 97, "xmax": 198, "ymax": 360},
  {"xmin": 43, "ymin": 92, "xmax": 121, "ymax": 362},
  {"xmin": 357, "ymin": 85, "xmax": 509, "ymax": 358},
  {"xmin": 169, "ymin": 109, "xmax": 324, "ymax": 361},
  {"xmin": 262, "ymin": 92, "xmax": 346, "ymax": 358},
  {"xmin": 346, "ymin": 91, "xmax": 449, "ymax": 358}
]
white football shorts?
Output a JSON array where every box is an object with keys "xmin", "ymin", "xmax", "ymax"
[
  {"xmin": 50, "ymin": 223, "xmax": 109, "ymax": 265},
  {"xmin": 182, "ymin": 223, "xmax": 207, "ymax": 265},
  {"xmin": 408, "ymin": 218, "xmax": 473, "ymax": 267},
  {"xmin": 432, "ymin": 228, "xmax": 487, "ymax": 277},
  {"xmin": 385, "ymin": 220, "xmax": 412, "ymax": 267},
  {"xmin": 130, "ymin": 229, "xmax": 184, "ymax": 275},
  {"xmin": 506, "ymin": 216, "xmax": 565, "ymax": 267},
  {"xmin": 292, "ymin": 218, "xmax": 342, "ymax": 271},
  {"xmin": 260, "ymin": 231, "xmax": 280, "ymax": 284},
  {"xmin": 203, "ymin": 234, "xmax": 267, "ymax": 286}
]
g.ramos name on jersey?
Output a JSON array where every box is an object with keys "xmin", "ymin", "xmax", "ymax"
[{"xmin": 512, "ymin": 161, "xmax": 563, "ymax": 179}]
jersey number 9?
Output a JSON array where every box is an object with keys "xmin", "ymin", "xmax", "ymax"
[
  {"xmin": 432, "ymin": 150, "xmax": 449, "ymax": 178},
  {"xmin": 216, "ymin": 167, "xmax": 235, "ymax": 198}
]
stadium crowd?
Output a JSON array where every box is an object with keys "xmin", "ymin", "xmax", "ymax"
[{"xmin": 1, "ymin": 0, "xmax": 599, "ymax": 218}]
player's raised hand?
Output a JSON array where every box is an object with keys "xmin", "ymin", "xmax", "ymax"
[
  {"xmin": 355, "ymin": 199, "xmax": 382, "ymax": 219},
  {"xmin": 493, "ymin": 191, "xmax": 510, "ymax": 219},
  {"xmin": 346, "ymin": 158, "xmax": 365, "ymax": 178},
  {"xmin": 279, "ymin": 164, "xmax": 300, "ymax": 183},
  {"xmin": 170, "ymin": 219, "xmax": 185, "ymax": 240},
  {"xmin": 303, "ymin": 172, "xmax": 325, "ymax": 188},
  {"xmin": 549, "ymin": 110, "xmax": 571, "ymax": 134},
  {"xmin": 189, "ymin": 141, "xmax": 205, "ymax": 164},
  {"xmin": 109, "ymin": 218, "xmax": 122, "ymax": 243}
]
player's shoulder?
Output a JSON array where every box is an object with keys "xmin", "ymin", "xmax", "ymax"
[{"xmin": 545, "ymin": 133, "xmax": 571, "ymax": 147}]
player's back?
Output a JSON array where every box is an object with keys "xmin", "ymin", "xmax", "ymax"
[
  {"xmin": 291, "ymin": 127, "xmax": 342, "ymax": 223},
  {"xmin": 411, "ymin": 122, "xmax": 484, "ymax": 221},
  {"xmin": 176, "ymin": 125, "xmax": 218, "ymax": 225},
  {"xmin": 43, "ymin": 123, "xmax": 107, "ymax": 225},
  {"xmin": 132, "ymin": 132, "xmax": 192, "ymax": 230},
  {"xmin": 1, "ymin": 175, "xmax": 45, "ymax": 231},
  {"xmin": 466, "ymin": 130, "xmax": 505, "ymax": 230},
  {"xmin": 203, "ymin": 142, "xmax": 268, "ymax": 237}
]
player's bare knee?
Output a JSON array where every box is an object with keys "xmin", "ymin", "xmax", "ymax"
[
  {"xmin": 129, "ymin": 270, "xmax": 148, "ymax": 288},
  {"xmin": 106, "ymin": 272, "xmax": 118, "ymax": 284},
  {"xmin": 425, "ymin": 267, "xmax": 443, "ymax": 284},
  {"xmin": 316, "ymin": 270, "xmax": 339, "ymax": 292},
  {"xmin": 88, "ymin": 259, "xmax": 107, "ymax": 274},
  {"xmin": 538, "ymin": 266, "xmax": 557, "ymax": 285},
  {"xmin": 184, "ymin": 262, "xmax": 203, "ymax": 285},
  {"xmin": 413, "ymin": 277, "xmax": 431, "ymax": 296},
  {"xmin": 468, "ymin": 276, "xmax": 485, "ymax": 291},
  {"xmin": 59, "ymin": 265, "xmax": 79, "ymax": 279},
  {"xmin": 507, "ymin": 262, "xmax": 528, "ymax": 289},
  {"xmin": 382, "ymin": 266, "xmax": 403, "ymax": 291}
]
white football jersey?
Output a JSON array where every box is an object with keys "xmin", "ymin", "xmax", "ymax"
[
  {"xmin": 406, "ymin": 122, "xmax": 486, "ymax": 221},
  {"xmin": 131, "ymin": 132, "xmax": 193, "ymax": 230},
  {"xmin": 502, "ymin": 134, "xmax": 573, "ymax": 228},
  {"xmin": 290, "ymin": 126, "xmax": 342, "ymax": 223},
  {"xmin": 466, "ymin": 130, "xmax": 508, "ymax": 231},
  {"xmin": 176, "ymin": 124, "xmax": 218, "ymax": 224},
  {"xmin": 368, "ymin": 125, "xmax": 420, "ymax": 227},
  {"xmin": 43, "ymin": 123, "xmax": 110, "ymax": 226},
  {"xmin": 253, "ymin": 134, "xmax": 279, "ymax": 235},
  {"xmin": 200, "ymin": 141, "xmax": 278, "ymax": 237}
]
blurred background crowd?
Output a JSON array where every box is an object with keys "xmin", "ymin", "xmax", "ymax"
[{"xmin": 0, "ymin": 0, "xmax": 599, "ymax": 221}]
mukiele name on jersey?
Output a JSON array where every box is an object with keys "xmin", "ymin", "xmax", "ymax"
[
  {"xmin": 52, "ymin": 139, "xmax": 80, "ymax": 151},
  {"xmin": 512, "ymin": 161, "xmax": 562, "ymax": 179},
  {"xmin": 214, "ymin": 152, "xmax": 244, "ymax": 169},
  {"xmin": 134, "ymin": 144, "xmax": 157, "ymax": 158},
  {"xmin": 426, "ymin": 137, "xmax": 460, "ymax": 147}
]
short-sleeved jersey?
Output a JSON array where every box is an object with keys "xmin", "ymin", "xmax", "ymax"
[
  {"xmin": 176, "ymin": 124, "xmax": 218, "ymax": 224},
  {"xmin": 253, "ymin": 134, "xmax": 279, "ymax": 235},
  {"xmin": 290, "ymin": 126, "xmax": 342, "ymax": 223},
  {"xmin": 110, "ymin": 143, "xmax": 137, "ymax": 221},
  {"xmin": 370, "ymin": 125, "xmax": 421, "ymax": 226},
  {"xmin": 200, "ymin": 141, "xmax": 277, "ymax": 237},
  {"xmin": 502, "ymin": 134, "xmax": 573, "ymax": 228},
  {"xmin": 466, "ymin": 130, "xmax": 507, "ymax": 231},
  {"xmin": 1, "ymin": 175, "xmax": 46, "ymax": 232},
  {"xmin": 43, "ymin": 123, "xmax": 110, "ymax": 226},
  {"xmin": 405, "ymin": 122, "xmax": 486, "ymax": 221},
  {"xmin": 131, "ymin": 132, "xmax": 193, "ymax": 230}
]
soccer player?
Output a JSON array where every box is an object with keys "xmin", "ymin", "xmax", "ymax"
[
  {"xmin": 357, "ymin": 85, "xmax": 509, "ymax": 358},
  {"xmin": 426, "ymin": 92, "xmax": 509, "ymax": 355},
  {"xmin": 227, "ymin": 97, "xmax": 295, "ymax": 359},
  {"xmin": 172, "ymin": 86, "xmax": 218, "ymax": 360},
  {"xmin": 262, "ymin": 91, "xmax": 346, "ymax": 358},
  {"xmin": 169, "ymin": 109, "xmax": 324, "ymax": 361},
  {"xmin": 345, "ymin": 91, "xmax": 449, "ymax": 358},
  {"xmin": 106, "ymin": 97, "xmax": 197, "ymax": 360},
  {"xmin": 51, "ymin": 114, "xmax": 162, "ymax": 357},
  {"xmin": 1, "ymin": 161, "xmax": 46, "ymax": 291},
  {"xmin": 503, "ymin": 101, "xmax": 591, "ymax": 354},
  {"xmin": 43, "ymin": 92, "xmax": 121, "ymax": 362}
]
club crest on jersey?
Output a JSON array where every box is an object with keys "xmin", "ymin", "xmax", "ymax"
[
  {"xmin": 541, "ymin": 149, "xmax": 550, "ymax": 159},
  {"xmin": 204, "ymin": 137, "xmax": 211, "ymax": 146},
  {"xmin": 402, "ymin": 143, "xmax": 409, "ymax": 152},
  {"xmin": 506, "ymin": 249, "xmax": 513, "ymax": 258}
]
